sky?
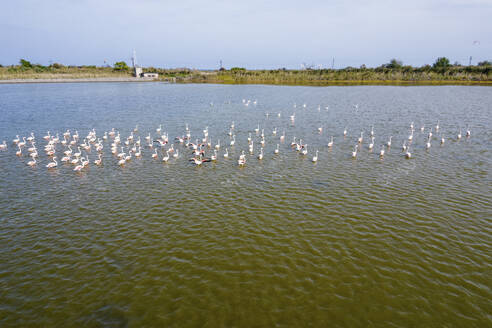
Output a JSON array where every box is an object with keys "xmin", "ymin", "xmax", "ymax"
[{"xmin": 1, "ymin": 0, "xmax": 491, "ymax": 69}]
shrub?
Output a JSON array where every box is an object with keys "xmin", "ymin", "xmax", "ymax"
[
  {"xmin": 478, "ymin": 60, "xmax": 491, "ymax": 66},
  {"xmin": 113, "ymin": 61, "xmax": 129, "ymax": 71},
  {"xmin": 20, "ymin": 59, "xmax": 32, "ymax": 68},
  {"xmin": 433, "ymin": 57, "xmax": 450, "ymax": 68}
]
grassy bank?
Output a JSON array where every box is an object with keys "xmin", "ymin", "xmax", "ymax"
[
  {"xmin": 174, "ymin": 66, "xmax": 492, "ymax": 86},
  {"xmin": 0, "ymin": 65, "xmax": 132, "ymax": 80},
  {"xmin": 1, "ymin": 62, "xmax": 491, "ymax": 86}
]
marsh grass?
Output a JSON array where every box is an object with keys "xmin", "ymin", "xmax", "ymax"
[{"xmin": 1, "ymin": 64, "xmax": 490, "ymax": 86}]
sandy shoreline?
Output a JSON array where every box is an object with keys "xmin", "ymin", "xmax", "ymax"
[{"xmin": 0, "ymin": 77, "xmax": 160, "ymax": 84}]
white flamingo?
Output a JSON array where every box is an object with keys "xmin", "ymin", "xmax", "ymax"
[
  {"xmin": 162, "ymin": 151, "xmax": 170, "ymax": 162},
  {"xmin": 387, "ymin": 136, "xmax": 392, "ymax": 147},
  {"xmin": 64, "ymin": 145, "xmax": 73, "ymax": 156},
  {"xmin": 94, "ymin": 154, "xmax": 102, "ymax": 165},
  {"xmin": 18, "ymin": 137, "xmax": 26, "ymax": 148},
  {"xmin": 46, "ymin": 157, "xmax": 57, "ymax": 168},
  {"xmin": 352, "ymin": 145, "xmax": 358, "ymax": 158},
  {"xmin": 368, "ymin": 137, "xmax": 374, "ymax": 150},
  {"xmin": 312, "ymin": 150, "xmax": 318, "ymax": 162},
  {"xmin": 238, "ymin": 151, "xmax": 246, "ymax": 166},
  {"xmin": 74, "ymin": 147, "xmax": 82, "ymax": 158},
  {"xmin": 27, "ymin": 132, "xmax": 35, "ymax": 142}
]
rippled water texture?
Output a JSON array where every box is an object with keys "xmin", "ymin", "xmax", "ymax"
[{"xmin": 0, "ymin": 83, "xmax": 491, "ymax": 327}]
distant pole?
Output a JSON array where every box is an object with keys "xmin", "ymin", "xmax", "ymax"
[
  {"xmin": 132, "ymin": 50, "xmax": 137, "ymax": 68},
  {"xmin": 219, "ymin": 60, "xmax": 223, "ymax": 69},
  {"xmin": 331, "ymin": 58, "xmax": 335, "ymax": 69},
  {"xmin": 469, "ymin": 56, "xmax": 472, "ymax": 66}
]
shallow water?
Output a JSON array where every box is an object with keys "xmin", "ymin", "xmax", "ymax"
[{"xmin": 0, "ymin": 83, "xmax": 491, "ymax": 327}]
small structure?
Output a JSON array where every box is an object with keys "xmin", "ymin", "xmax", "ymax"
[
  {"xmin": 142, "ymin": 72, "xmax": 159, "ymax": 79},
  {"xmin": 132, "ymin": 50, "xmax": 143, "ymax": 77},
  {"xmin": 132, "ymin": 50, "xmax": 158, "ymax": 79}
]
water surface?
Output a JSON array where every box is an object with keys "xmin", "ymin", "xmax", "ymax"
[{"xmin": 0, "ymin": 83, "xmax": 491, "ymax": 327}]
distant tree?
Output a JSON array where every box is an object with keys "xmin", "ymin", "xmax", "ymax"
[
  {"xmin": 433, "ymin": 57, "xmax": 450, "ymax": 68},
  {"xmin": 385, "ymin": 59, "xmax": 403, "ymax": 69},
  {"xmin": 113, "ymin": 61, "xmax": 129, "ymax": 71},
  {"xmin": 50, "ymin": 62, "xmax": 64, "ymax": 69},
  {"xmin": 360, "ymin": 64, "xmax": 366, "ymax": 69},
  {"xmin": 20, "ymin": 59, "xmax": 32, "ymax": 68},
  {"xmin": 230, "ymin": 67, "xmax": 246, "ymax": 72},
  {"xmin": 477, "ymin": 60, "xmax": 491, "ymax": 66},
  {"xmin": 453, "ymin": 61, "xmax": 461, "ymax": 66}
]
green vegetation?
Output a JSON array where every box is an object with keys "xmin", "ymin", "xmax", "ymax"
[
  {"xmin": 113, "ymin": 61, "xmax": 129, "ymax": 71},
  {"xmin": 20, "ymin": 59, "xmax": 33, "ymax": 68},
  {"xmin": 384, "ymin": 59, "xmax": 403, "ymax": 69},
  {"xmin": 433, "ymin": 57, "xmax": 450, "ymax": 68},
  {"xmin": 1, "ymin": 57, "xmax": 491, "ymax": 85},
  {"xmin": 0, "ymin": 60, "xmax": 133, "ymax": 80}
]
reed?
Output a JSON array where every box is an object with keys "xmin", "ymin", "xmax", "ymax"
[{"xmin": 1, "ymin": 61, "xmax": 490, "ymax": 86}]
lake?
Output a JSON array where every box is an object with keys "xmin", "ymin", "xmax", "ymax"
[{"xmin": 0, "ymin": 83, "xmax": 491, "ymax": 327}]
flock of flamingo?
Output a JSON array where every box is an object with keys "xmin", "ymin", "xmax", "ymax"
[{"xmin": 1, "ymin": 101, "xmax": 472, "ymax": 172}]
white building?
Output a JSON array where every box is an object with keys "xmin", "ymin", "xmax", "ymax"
[
  {"xmin": 142, "ymin": 72, "xmax": 159, "ymax": 78},
  {"xmin": 132, "ymin": 50, "xmax": 158, "ymax": 79}
]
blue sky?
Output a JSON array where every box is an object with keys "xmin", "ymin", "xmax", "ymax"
[{"xmin": 1, "ymin": 0, "xmax": 491, "ymax": 69}]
